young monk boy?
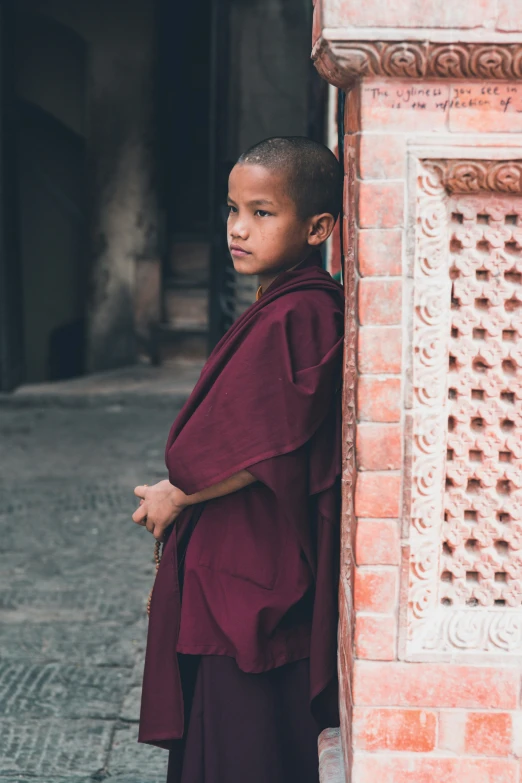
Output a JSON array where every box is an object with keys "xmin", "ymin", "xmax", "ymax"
[{"xmin": 133, "ymin": 136, "xmax": 344, "ymax": 783}]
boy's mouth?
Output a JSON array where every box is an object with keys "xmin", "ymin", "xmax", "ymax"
[{"xmin": 230, "ymin": 244, "xmax": 251, "ymax": 258}]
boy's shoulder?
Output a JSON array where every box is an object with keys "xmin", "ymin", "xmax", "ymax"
[
  {"xmin": 265, "ymin": 285, "xmax": 343, "ymax": 321},
  {"xmin": 256, "ymin": 286, "xmax": 344, "ymax": 352}
]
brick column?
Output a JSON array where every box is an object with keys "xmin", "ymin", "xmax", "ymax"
[{"xmin": 313, "ymin": 2, "xmax": 522, "ymax": 781}]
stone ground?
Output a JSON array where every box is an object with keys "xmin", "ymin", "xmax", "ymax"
[{"xmin": 0, "ymin": 395, "xmax": 190, "ymax": 783}]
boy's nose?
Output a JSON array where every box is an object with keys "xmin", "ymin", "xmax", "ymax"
[{"xmin": 231, "ymin": 221, "xmax": 249, "ymax": 239}]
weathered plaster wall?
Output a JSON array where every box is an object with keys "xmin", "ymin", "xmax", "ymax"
[
  {"xmin": 316, "ymin": 0, "xmax": 522, "ymax": 35},
  {"xmin": 86, "ymin": 26, "xmax": 158, "ymax": 372},
  {"xmin": 314, "ymin": 3, "xmax": 522, "ymax": 782}
]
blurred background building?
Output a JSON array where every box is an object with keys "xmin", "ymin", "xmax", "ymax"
[{"xmin": 0, "ymin": 0, "xmax": 331, "ymax": 391}]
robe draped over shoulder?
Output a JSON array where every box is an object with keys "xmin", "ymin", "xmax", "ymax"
[{"xmin": 139, "ymin": 252, "xmax": 344, "ymax": 747}]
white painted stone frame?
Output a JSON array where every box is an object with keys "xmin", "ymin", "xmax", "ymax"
[{"xmin": 401, "ymin": 139, "xmax": 522, "ymax": 663}]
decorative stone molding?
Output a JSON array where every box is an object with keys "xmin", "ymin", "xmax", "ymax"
[
  {"xmin": 433, "ymin": 161, "xmax": 522, "ymax": 195},
  {"xmin": 405, "ymin": 159, "xmax": 522, "ymax": 659},
  {"xmin": 312, "ymin": 39, "xmax": 522, "ymax": 88}
]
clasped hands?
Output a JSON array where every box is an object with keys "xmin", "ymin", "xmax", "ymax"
[{"xmin": 133, "ymin": 479, "xmax": 188, "ymax": 541}]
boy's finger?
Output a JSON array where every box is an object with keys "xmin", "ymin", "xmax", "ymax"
[
  {"xmin": 132, "ymin": 505, "xmax": 147, "ymax": 525},
  {"xmin": 134, "ymin": 485, "xmax": 147, "ymax": 498}
]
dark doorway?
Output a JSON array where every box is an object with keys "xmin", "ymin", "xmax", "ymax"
[
  {"xmin": 0, "ymin": 5, "xmax": 24, "ymax": 392},
  {"xmin": 13, "ymin": 11, "xmax": 88, "ymax": 383},
  {"xmin": 16, "ymin": 101, "xmax": 87, "ymax": 382},
  {"xmin": 207, "ymin": 0, "xmax": 326, "ymax": 347},
  {"xmin": 157, "ymin": 0, "xmax": 213, "ymax": 238},
  {"xmin": 151, "ymin": 0, "xmax": 214, "ymax": 363},
  {"xmin": 154, "ymin": 0, "xmax": 324, "ymax": 358}
]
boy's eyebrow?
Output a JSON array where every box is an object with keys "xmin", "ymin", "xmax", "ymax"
[
  {"xmin": 248, "ymin": 198, "xmax": 275, "ymax": 206},
  {"xmin": 227, "ymin": 195, "xmax": 276, "ymax": 207}
]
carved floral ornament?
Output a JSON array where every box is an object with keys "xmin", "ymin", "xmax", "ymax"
[
  {"xmin": 435, "ymin": 161, "xmax": 522, "ymax": 196},
  {"xmin": 312, "ymin": 39, "xmax": 522, "ymax": 88}
]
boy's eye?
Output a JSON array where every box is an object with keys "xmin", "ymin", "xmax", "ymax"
[
  {"xmin": 255, "ymin": 209, "xmax": 271, "ymax": 217},
  {"xmin": 222, "ymin": 204, "xmax": 236, "ymax": 223}
]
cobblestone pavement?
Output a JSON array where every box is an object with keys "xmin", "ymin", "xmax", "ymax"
[{"xmin": 0, "ymin": 403, "xmax": 185, "ymax": 783}]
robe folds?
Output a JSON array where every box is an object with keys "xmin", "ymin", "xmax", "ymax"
[{"xmin": 139, "ymin": 251, "xmax": 344, "ymax": 748}]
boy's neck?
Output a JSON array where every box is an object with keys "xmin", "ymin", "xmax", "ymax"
[
  {"xmin": 257, "ymin": 250, "xmax": 315, "ymax": 295},
  {"xmin": 257, "ymin": 272, "xmax": 279, "ymax": 294}
]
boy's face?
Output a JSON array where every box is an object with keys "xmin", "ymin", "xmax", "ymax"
[{"xmin": 226, "ymin": 163, "xmax": 315, "ymax": 279}]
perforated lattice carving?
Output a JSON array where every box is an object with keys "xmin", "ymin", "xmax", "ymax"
[
  {"xmin": 441, "ymin": 196, "xmax": 522, "ymax": 610},
  {"xmin": 405, "ymin": 161, "xmax": 522, "ymax": 659}
]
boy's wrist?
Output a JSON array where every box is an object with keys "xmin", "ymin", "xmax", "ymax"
[{"xmin": 169, "ymin": 482, "xmax": 190, "ymax": 510}]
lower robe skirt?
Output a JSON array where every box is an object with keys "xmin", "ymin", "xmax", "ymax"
[{"xmin": 166, "ymin": 654, "xmax": 320, "ymax": 783}]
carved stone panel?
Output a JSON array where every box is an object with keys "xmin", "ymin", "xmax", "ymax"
[{"xmin": 405, "ymin": 160, "xmax": 522, "ymax": 660}]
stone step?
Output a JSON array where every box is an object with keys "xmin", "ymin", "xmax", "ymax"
[
  {"xmin": 0, "ymin": 362, "xmax": 203, "ymax": 409},
  {"xmin": 164, "ymin": 286, "xmax": 209, "ymax": 331},
  {"xmin": 152, "ymin": 324, "xmax": 208, "ymax": 362},
  {"xmin": 169, "ymin": 239, "xmax": 211, "ymax": 284}
]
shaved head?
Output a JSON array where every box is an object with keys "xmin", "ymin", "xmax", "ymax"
[{"xmin": 237, "ymin": 136, "xmax": 342, "ymax": 221}]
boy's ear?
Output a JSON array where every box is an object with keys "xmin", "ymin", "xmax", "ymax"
[{"xmin": 307, "ymin": 213, "xmax": 336, "ymax": 246}]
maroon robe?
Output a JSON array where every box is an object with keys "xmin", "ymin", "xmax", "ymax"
[{"xmin": 139, "ymin": 251, "xmax": 344, "ymax": 748}]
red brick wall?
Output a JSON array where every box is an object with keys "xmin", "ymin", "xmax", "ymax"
[{"xmin": 336, "ymin": 77, "xmax": 522, "ymax": 782}]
